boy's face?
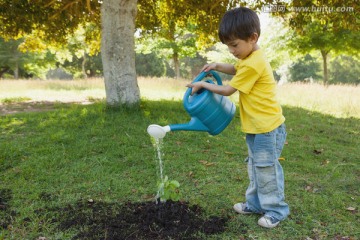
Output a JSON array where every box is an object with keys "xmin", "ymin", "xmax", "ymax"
[{"xmin": 225, "ymin": 36, "xmax": 257, "ymax": 60}]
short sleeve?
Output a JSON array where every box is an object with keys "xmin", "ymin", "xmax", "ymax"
[{"xmin": 229, "ymin": 66, "xmax": 260, "ymax": 94}]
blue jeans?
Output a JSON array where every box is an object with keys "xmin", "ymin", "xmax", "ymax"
[{"xmin": 245, "ymin": 123, "xmax": 290, "ymax": 221}]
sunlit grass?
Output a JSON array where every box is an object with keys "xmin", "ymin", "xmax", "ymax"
[
  {"xmin": 0, "ymin": 77, "xmax": 359, "ymax": 118},
  {"xmin": 0, "ymin": 78, "xmax": 105, "ymax": 102},
  {"xmin": 277, "ymin": 83, "xmax": 360, "ymax": 118}
]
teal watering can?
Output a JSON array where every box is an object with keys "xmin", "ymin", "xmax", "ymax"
[{"xmin": 147, "ymin": 71, "xmax": 236, "ymax": 138}]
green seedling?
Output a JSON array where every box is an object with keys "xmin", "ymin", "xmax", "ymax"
[{"xmin": 157, "ymin": 176, "xmax": 180, "ymax": 202}]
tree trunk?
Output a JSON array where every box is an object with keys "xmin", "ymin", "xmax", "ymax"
[
  {"xmin": 101, "ymin": 0, "xmax": 140, "ymax": 106},
  {"xmin": 320, "ymin": 50, "xmax": 329, "ymax": 85},
  {"xmin": 173, "ymin": 52, "xmax": 180, "ymax": 79},
  {"xmin": 14, "ymin": 51, "xmax": 19, "ymax": 79},
  {"xmin": 82, "ymin": 52, "xmax": 87, "ymax": 78}
]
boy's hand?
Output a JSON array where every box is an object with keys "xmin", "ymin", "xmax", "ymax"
[
  {"xmin": 201, "ymin": 63, "xmax": 236, "ymax": 75},
  {"xmin": 186, "ymin": 82, "xmax": 204, "ymax": 95},
  {"xmin": 201, "ymin": 63, "xmax": 217, "ymax": 72}
]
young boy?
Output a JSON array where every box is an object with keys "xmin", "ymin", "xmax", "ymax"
[{"xmin": 186, "ymin": 7, "xmax": 289, "ymax": 228}]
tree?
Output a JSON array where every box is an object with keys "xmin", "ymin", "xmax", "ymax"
[
  {"xmin": 136, "ymin": 0, "xmax": 237, "ymax": 79},
  {"xmin": 0, "ymin": 38, "xmax": 22, "ymax": 78},
  {"xmin": 0, "ymin": 37, "xmax": 55, "ymax": 79},
  {"xmin": 256, "ymin": 0, "xmax": 360, "ymax": 84},
  {"xmin": 0, "ymin": 0, "xmax": 139, "ymax": 106},
  {"xmin": 136, "ymin": 25, "xmax": 200, "ymax": 79},
  {"xmin": 135, "ymin": 52, "xmax": 166, "ymax": 77},
  {"xmin": 330, "ymin": 55, "xmax": 360, "ymax": 84},
  {"xmin": 289, "ymin": 54, "xmax": 321, "ymax": 82},
  {"xmin": 101, "ymin": 0, "xmax": 140, "ymax": 106},
  {"xmin": 286, "ymin": 20, "xmax": 358, "ymax": 85},
  {"xmin": 0, "ymin": 0, "xmax": 240, "ymax": 106}
]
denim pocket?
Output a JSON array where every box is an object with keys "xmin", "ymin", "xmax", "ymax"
[
  {"xmin": 254, "ymin": 162, "xmax": 277, "ymax": 194},
  {"xmin": 275, "ymin": 125, "xmax": 287, "ymax": 157}
]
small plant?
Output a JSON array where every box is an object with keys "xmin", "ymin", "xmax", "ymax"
[{"xmin": 157, "ymin": 176, "xmax": 180, "ymax": 202}]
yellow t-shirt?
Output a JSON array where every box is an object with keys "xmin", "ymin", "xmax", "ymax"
[{"xmin": 229, "ymin": 49, "xmax": 285, "ymax": 134}]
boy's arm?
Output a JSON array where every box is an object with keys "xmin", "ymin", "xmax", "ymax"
[
  {"xmin": 186, "ymin": 81, "xmax": 237, "ymax": 96},
  {"xmin": 188, "ymin": 62, "xmax": 237, "ymax": 96},
  {"xmin": 202, "ymin": 63, "xmax": 236, "ymax": 75}
]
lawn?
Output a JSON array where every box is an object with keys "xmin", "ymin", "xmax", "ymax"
[
  {"xmin": 0, "ymin": 78, "xmax": 359, "ymax": 239},
  {"xmin": 1, "ymin": 77, "xmax": 360, "ymax": 118}
]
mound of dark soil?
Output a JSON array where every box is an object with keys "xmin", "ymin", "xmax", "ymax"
[{"xmin": 54, "ymin": 199, "xmax": 228, "ymax": 240}]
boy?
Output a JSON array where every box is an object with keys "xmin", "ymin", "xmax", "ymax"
[{"xmin": 186, "ymin": 7, "xmax": 289, "ymax": 228}]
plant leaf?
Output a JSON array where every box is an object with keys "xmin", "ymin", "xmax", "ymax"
[{"xmin": 170, "ymin": 180, "xmax": 180, "ymax": 188}]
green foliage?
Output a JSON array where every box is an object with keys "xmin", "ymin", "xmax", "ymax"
[
  {"xmin": 1, "ymin": 0, "xmax": 239, "ymax": 80},
  {"xmin": 55, "ymin": 24, "xmax": 102, "ymax": 78},
  {"xmin": 85, "ymin": 53, "xmax": 103, "ymax": 77},
  {"xmin": 0, "ymin": 24, "xmax": 103, "ymax": 79},
  {"xmin": 0, "ymin": 38, "xmax": 22, "ymax": 77},
  {"xmin": 330, "ymin": 55, "xmax": 360, "ymax": 84},
  {"xmin": 0, "ymin": 37, "xmax": 57, "ymax": 78},
  {"xmin": 258, "ymin": 0, "xmax": 360, "ymax": 84},
  {"xmin": 136, "ymin": 0, "xmax": 236, "ymax": 48},
  {"xmin": 136, "ymin": 24, "xmax": 201, "ymax": 78},
  {"xmin": 181, "ymin": 53, "xmax": 207, "ymax": 79},
  {"xmin": 0, "ymin": 0, "xmax": 101, "ymax": 43},
  {"xmin": 135, "ymin": 52, "xmax": 166, "ymax": 77},
  {"xmin": 60, "ymin": 53, "xmax": 103, "ymax": 79},
  {"xmin": 158, "ymin": 176, "xmax": 181, "ymax": 202},
  {"xmin": 136, "ymin": 0, "xmax": 238, "ymax": 77},
  {"xmin": 289, "ymin": 54, "xmax": 321, "ymax": 82},
  {"xmin": 258, "ymin": 0, "xmax": 359, "ymax": 33},
  {"xmin": 287, "ymin": 20, "xmax": 345, "ymax": 54},
  {"xmin": 0, "ymin": 1, "xmax": 101, "ymax": 79}
]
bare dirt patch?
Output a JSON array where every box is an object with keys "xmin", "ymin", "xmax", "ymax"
[{"xmin": 35, "ymin": 199, "xmax": 229, "ymax": 240}]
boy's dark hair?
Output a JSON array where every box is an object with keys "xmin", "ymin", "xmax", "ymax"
[{"xmin": 218, "ymin": 7, "xmax": 261, "ymax": 43}]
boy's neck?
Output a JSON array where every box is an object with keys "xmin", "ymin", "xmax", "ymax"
[
  {"xmin": 243, "ymin": 44, "xmax": 260, "ymax": 59},
  {"xmin": 252, "ymin": 44, "xmax": 260, "ymax": 52}
]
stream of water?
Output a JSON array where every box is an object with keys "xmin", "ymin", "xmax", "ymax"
[{"xmin": 153, "ymin": 137, "xmax": 165, "ymax": 203}]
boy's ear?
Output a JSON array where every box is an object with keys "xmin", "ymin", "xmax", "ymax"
[{"xmin": 249, "ymin": 32, "xmax": 259, "ymax": 43}]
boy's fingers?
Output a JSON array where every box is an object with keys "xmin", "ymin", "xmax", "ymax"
[
  {"xmin": 203, "ymin": 63, "xmax": 216, "ymax": 72},
  {"xmin": 201, "ymin": 64, "xmax": 211, "ymax": 72}
]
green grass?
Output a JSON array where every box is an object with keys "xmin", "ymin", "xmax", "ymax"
[
  {"xmin": 0, "ymin": 97, "xmax": 31, "ymax": 104},
  {"xmin": 1, "ymin": 78, "xmax": 360, "ymax": 118},
  {"xmin": 1, "ymin": 100, "xmax": 359, "ymax": 239}
]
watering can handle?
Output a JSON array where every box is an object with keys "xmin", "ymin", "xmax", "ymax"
[{"xmin": 184, "ymin": 71, "xmax": 222, "ymax": 101}]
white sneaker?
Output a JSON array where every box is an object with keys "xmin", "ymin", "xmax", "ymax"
[
  {"xmin": 233, "ymin": 203, "xmax": 254, "ymax": 214},
  {"xmin": 258, "ymin": 215, "xmax": 280, "ymax": 228}
]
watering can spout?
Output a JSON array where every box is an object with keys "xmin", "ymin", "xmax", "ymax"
[
  {"xmin": 147, "ymin": 118, "xmax": 208, "ymax": 139},
  {"xmin": 169, "ymin": 117, "xmax": 208, "ymax": 132}
]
